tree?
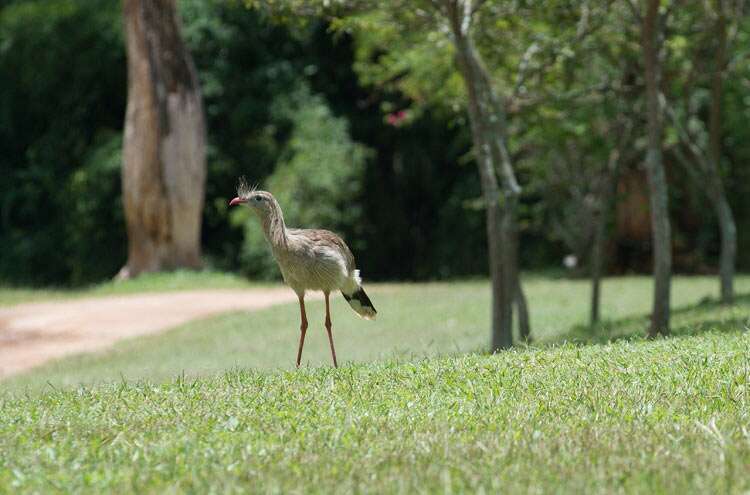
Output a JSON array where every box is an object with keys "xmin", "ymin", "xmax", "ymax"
[
  {"xmin": 541, "ymin": 116, "xmax": 633, "ymax": 327},
  {"xmin": 286, "ymin": 0, "xmax": 531, "ymax": 349},
  {"xmin": 119, "ymin": 0, "xmax": 207, "ymax": 279},
  {"xmin": 708, "ymin": 0, "xmax": 737, "ymax": 304},
  {"xmin": 443, "ymin": 1, "xmax": 520, "ymax": 350},
  {"xmin": 635, "ymin": 0, "xmax": 672, "ymax": 336},
  {"xmin": 664, "ymin": 0, "xmax": 742, "ymax": 304},
  {"xmin": 331, "ymin": 1, "xmax": 600, "ymax": 347}
]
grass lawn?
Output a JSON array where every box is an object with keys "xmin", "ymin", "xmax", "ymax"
[
  {"xmin": 3, "ymin": 275, "xmax": 750, "ymax": 390},
  {"xmin": 1, "ymin": 333, "xmax": 748, "ymax": 493},
  {"xmin": 1, "ymin": 274, "xmax": 749, "ymax": 493}
]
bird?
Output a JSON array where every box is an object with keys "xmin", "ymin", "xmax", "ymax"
[{"xmin": 229, "ymin": 178, "xmax": 376, "ymax": 368}]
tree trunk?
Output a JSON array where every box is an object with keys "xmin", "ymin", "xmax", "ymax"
[
  {"xmin": 448, "ymin": 7, "xmax": 516, "ymax": 351},
  {"xmin": 590, "ymin": 201, "xmax": 606, "ymax": 326},
  {"xmin": 492, "ymin": 107, "xmax": 522, "ymax": 348},
  {"xmin": 461, "ymin": 68, "xmax": 511, "ymax": 351},
  {"xmin": 708, "ymin": 0, "xmax": 736, "ymax": 304},
  {"xmin": 641, "ymin": 0, "xmax": 671, "ymax": 337},
  {"xmin": 669, "ymin": 127, "xmax": 737, "ymax": 308},
  {"xmin": 590, "ymin": 136, "xmax": 628, "ymax": 327},
  {"xmin": 119, "ymin": 0, "xmax": 206, "ymax": 279},
  {"xmin": 712, "ymin": 190, "xmax": 736, "ymax": 303},
  {"xmin": 516, "ymin": 274, "xmax": 531, "ymax": 342}
]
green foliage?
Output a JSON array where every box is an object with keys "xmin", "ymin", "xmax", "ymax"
[
  {"xmin": 3, "ymin": 0, "xmax": 750, "ymax": 286},
  {"xmin": 66, "ymin": 133, "xmax": 125, "ymax": 285},
  {"xmin": 335, "ymin": 9, "xmax": 464, "ymax": 121},
  {"xmin": 332, "ymin": 1, "xmax": 641, "ymax": 271},
  {"xmin": 233, "ymin": 85, "xmax": 371, "ymax": 279},
  {"xmin": 179, "ymin": 0, "xmax": 320, "ymax": 272},
  {"xmin": 0, "ymin": 0, "xmax": 125, "ymax": 285}
]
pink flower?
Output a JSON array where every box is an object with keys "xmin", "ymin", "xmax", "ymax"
[{"xmin": 386, "ymin": 110, "xmax": 408, "ymax": 126}]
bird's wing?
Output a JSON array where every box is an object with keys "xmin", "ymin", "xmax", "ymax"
[{"xmin": 291, "ymin": 228, "xmax": 356, "ymax": 272}]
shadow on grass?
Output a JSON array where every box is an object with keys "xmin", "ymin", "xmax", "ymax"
[{"xmin": 550, "ymin": 293, "xmax": 750, "ymax": 346}]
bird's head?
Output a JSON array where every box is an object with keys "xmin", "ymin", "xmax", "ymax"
[{"xmin": 229, "ymin": 177, "xmax": 276, "ymax": 217}]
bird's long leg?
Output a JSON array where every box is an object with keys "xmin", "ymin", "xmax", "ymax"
[
  {"xmin": 324, "ymin": 292, "xmax": 338, "ymax": 368},
  {"xmin": 296, "ymin": 294, "xmax": 308, "ymax": 368}
]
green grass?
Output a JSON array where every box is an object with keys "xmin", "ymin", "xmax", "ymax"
[
  {"xmin": 0, "ymin": 270, "xmax": 258, "ymax": 306},
  {"xmin": 4, "ymin": 275, "xmax": 750, "ymax": 390},
  {"xmin": 2, "ymin": 275, "xmax": 750, "ymax": 493},
  {"xmin": 1, "ymin": 332, "xmax": 749, "ymax": 493}
]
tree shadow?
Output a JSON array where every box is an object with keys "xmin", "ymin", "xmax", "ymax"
[{"xmin": 549, "ymin": 293, "xmax": 750, "ymax": 346}]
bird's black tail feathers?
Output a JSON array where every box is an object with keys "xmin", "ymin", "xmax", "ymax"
[{"xmin": 342, "ymin": 287, "xmax": 377, "ymax": 320}]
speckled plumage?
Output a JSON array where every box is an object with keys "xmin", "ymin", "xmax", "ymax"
[
  {"xmin": 231, "ymin": 183, "xmax": 376, "ymax": 367},
  {"xmin": 240, "ymin": 188, "xmax": 371, "ymax": 311},
  {"xmin": 274, "ymin": 228, "xmax": 356, "ymax": 294}
]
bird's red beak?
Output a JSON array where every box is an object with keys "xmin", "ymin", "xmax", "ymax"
[{"xmin": 229, "ymin": 197, "xmax": 247, "ymax": 206}]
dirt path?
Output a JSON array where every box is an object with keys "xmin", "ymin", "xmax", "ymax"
[{"xmin": 0, "ymin": 288, "xmax": 305, "ymax": 379}]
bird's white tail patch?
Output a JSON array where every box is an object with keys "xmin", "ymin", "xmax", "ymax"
[{"xmin": 341, "ymin": 271, "xmax": 376, "ymax": 320}]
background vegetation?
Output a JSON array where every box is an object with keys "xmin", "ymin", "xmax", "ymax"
[
  {"xmin": 2, "ymin": 2, "xmax": 750, "ymax": 491},
  {"xmin": 5, "ymin": 0, "xmax": 747, "ymax": 287}
]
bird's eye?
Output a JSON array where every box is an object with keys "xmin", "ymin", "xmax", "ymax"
[{"xmin": 254, "ymin": 196, "xmax": 263, "ymax": 202}]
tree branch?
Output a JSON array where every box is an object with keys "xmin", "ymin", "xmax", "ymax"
[
  {"xmin": 625, "ymin": 0, "xmax": 643, "ymax": 23},
  {"xmin": 508, "ymin": 1, "xmax": 613, "ymax": 103},
  {"xmin": 661, "ymin": 93, "xmax": 710, "ymax": 174}
]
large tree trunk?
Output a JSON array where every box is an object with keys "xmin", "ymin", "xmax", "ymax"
[
  {"xmin": 119, "ymin": 0, "xmax": 206, "ymax": 279},
  {"xmin": 708, "ymin": 0, "xmax": 736, "ymax": 304},
  {"xmin": 448, "ymin": 5, "xmax": 520, "ymax": 351},
  {"xmin": 641, "ymin": 0, "xmax": 671, "ymax": 337}
]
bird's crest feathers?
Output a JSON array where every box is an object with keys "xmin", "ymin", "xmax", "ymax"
[{"xmin": 237, "ymin": 176, "xmax": 259, "ymax": 200}]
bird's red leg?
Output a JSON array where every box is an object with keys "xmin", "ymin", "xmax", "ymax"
[
  {"xmin": 296, "ymin": 294, "xmax": 308, "ymax": 368},
  {"xmin": 324, "ymin": 292, "xmax": 338, "ymax": 368}
]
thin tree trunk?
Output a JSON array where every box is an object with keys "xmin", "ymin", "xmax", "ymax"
[
  {"xmin": 641, "ymin": 0, "xmax": 671, "ymax": 337},
  {"xmin": 119, "ymin": 0, "xmax": 206, "ymax": 279},
  {"xmin": 659, "ymin": 2, "xmax": 736, "ymax": 308},
  {"xmin": 590, "ymin": 176, "xmax": 618, "ymax": 328},
  {"xmin": 508, "ymin": 182, "xmax": 529, "ymax": 341},
  {"xmin": 448, "ymin": 4, "xmax": 515, "ymax": 351},
  {"xmin": 713, "ymin": 191, "xmax": 736, "ymax": 303},
  {"xmin": 590, "ymin": 134, "xmax": 629, "ymax": 327},
  {"xmin": 492, "ymin": 112, "xmax": 522, "ymax": 348},
  {"xmin": 516, "ymin": 275, "xmax": 531, "ymax": 342},
  {"xmin": 459, "ymin": 56, "xmax": 510, "ymax": 351},
  {"xmin": 708, "ymin": 0, "xmax": 736, "ymax": 304},
  {"xmin": 670, "ymin": 134, "xmax": 737, "ymax": 307},
  {"xmin": 470, "ymin": 9, "xmax": 525, "ymax": 347},
  {"xmin": 483, "ymin": 52, "xmax": 524, "ymax": 344},
  {"xmin": 590, "ymin": 201, "xmax": 606, "ymax": 326},
  {"xmin": 590, "ymin": 169, "xmax": 611, "ymax": 327}
]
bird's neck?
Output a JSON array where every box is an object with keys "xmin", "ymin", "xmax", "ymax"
[{"xmin": 260, "ymin": 204, "xmax": 288, "ymax": 248}]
